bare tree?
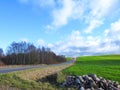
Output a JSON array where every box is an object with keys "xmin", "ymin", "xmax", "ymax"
[
  {"xmin": 0, "ymin": 48, "xmax": 3, "ymax": 57},
  {"xmin": 5, "ymin": 42, "xmax": 66, "ymax": 65}
]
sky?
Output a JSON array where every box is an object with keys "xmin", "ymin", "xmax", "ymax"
[{"xmin": 0, "ymin": 0, "xmax": 120, "ymax": 56}]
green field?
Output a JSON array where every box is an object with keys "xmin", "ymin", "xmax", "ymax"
[
  {"xmin": 0, "ymin": 55, "xmax": 120, "ymax": 89},
  {"xmin": 63, "ymin": 55, "xmax": 120, "ymax": 83}
]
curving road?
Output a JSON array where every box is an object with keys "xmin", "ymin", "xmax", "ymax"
[{"xmin": 0, "ymin": 60, "xmax": 74, "ymax": 74}]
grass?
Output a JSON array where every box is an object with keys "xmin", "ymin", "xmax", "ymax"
[
  {"xmin": 0, "ymin": 71, "xmax": 53, "ymax": 90},
  {"xmin": 0, "ymin": 63, "xmax": 73, "ymax": 90},
  {"xmin": 63, "ymin": 55, "xmax": 120, "ymax": 83},
  {"xmin": 0, "ymin": 73, "xmax": 41, "ymax": 90},
  {"xmin": 0, "ymin": 64, "xmax": 46, "ymax": 69},
  {"xmin": 1, "ymin": 54, "xmax": 119, "ymax": 89}
]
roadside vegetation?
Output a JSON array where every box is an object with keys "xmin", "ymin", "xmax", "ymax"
[
  {"xmin": 0, "ymin": 63, "xmax": 73, "ymax": 90},
  {"xmin": 63, "ymin": 55, "xmax": 120, "ymax": 83}
]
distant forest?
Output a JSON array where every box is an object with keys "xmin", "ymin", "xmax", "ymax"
[{"xmin": 0, "ymin": 42, "xmax": 66, "ymax": 65}]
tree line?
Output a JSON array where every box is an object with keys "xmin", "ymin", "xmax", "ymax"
[{"xmin": 0, "ymin": 42, "xmax": 66, "ymax": 65}]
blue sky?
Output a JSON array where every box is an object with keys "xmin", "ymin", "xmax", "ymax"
[{"xmin": 0, "ymin": 0, "xmax": 120, "ymax": 56}]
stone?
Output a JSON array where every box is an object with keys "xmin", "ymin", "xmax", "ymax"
[
  {"xmin": 61, "ymin": 74, "xmax": 120, "ymax": 90},
  {"xmin": 79, "ymin": 87, "xmax": 85, "ymax": 90}
]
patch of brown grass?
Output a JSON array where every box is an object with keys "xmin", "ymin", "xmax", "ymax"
[
  {"xmin": 0, "ymin": 63, "xmax": 74, "ymax": 90},
  {"xmin": 0, "ymin": 85, "xmax": 20, "ymax": 90},
  {"xmin": 0, "ymin": 64, "xmax": 46, "ymax": 69},
  {"xmin": 17, "ymin": 64, "xmax": 73, "ymax": 81}
]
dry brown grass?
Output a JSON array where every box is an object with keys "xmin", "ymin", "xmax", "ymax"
[
  {"xmin": 0, "ymin": 64, "xmax": 46, "ymax": 69},
  {"xmin": 0, "ymin": 85, "xmax": 20, "ymax": 90},
  {"xmin": 17, "ymin": 63, "xmax": 73, "ymax": 81},
  {"xmin": 0, "ymin": 63, "xmax": 74, "ymax": 90}
]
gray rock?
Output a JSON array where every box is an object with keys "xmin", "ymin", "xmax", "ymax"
[
  {"xmin": 79, "ymin": 87, "xmax": 85, "ymax": 90},
  {"xmin": 88, "ymin": 74, "xmax": 97, "ymax": 81},
  {"xmin": 113, "ymin": 81, "xmax": 119, "ymax": 88},
  {"xmin": 97, "ymin": 88, "xmax": 104, "ymax": 90},
  {"xmin": 61, "ymin": 74, "xmax": 120, "ymax": 90},
  {"xmin": 78, "ymin": 76, "xmax": 84, "ymax": 83}
]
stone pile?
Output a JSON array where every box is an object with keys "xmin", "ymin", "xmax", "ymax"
[{"xmin": 62, "ymin": 74, "xmax": 120, "ymax": 90}]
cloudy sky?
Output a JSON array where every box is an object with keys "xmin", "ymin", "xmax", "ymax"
[{"xmin": 0, "ymin": 0, "xmax": 120, "ymax": 56}]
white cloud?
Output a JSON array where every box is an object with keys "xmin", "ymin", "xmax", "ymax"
[
  {"xmin": 48, "ymin": 0, "xmax": 84, "ymax": 29},
  {"xmin": 69, "ymin": 31, "xmax": 82, "ymax": 42},
  {"xmin": 52, "ymin": 0, "xmax": 73, "ymax": 27},
  {"xmin": 20, "ymin": 38, "xmax": 29, "ymax": 42},
  {"xmin": 104, "ymin": 29, "xmax": 110, "ymax": 37},
  {"xmin": 86, "ymin": 19, "xmax": 120, "ymax": 55},
  {"xmin": 86, "ymin": 36, "xmax": 101, "ymax": 46},
  {"xmin": 18, "ymin": 0, "xmax": 120, "ymax": 56},
  {"xmin": 47, "ymin": 0, "xmax": 119, "ymax": 32},
  {"xmin": 89, "ymin": 0, "xmax": 116, "ymax": 19},
  {"xmin": 66, "ymin": 30, "xmax": 84, "ymax": 48},
  {"xmin": 50, "ymin": 28, "xmax": 120, "ymax": 56},
  {"xmin": 104, "ymin": 18, "xmax": 120, "ymax": 40},
  {"xmin": 49, "ymin": 30, "xmax": 82, "ymax": 54},
  {"xmin": 19, "ymin": 20, "xmax": 120, "ymax": 57},
  {"xmin": 47, "ymin": 43, "xmax": 54, "ymax": 48},
  {"xmin": 95, "ymin": 42, "xmax": 120, "ymax": 54},
  {"xmin": 85, "ymin": 19, "xmax": 103, "ymax": 33},
  {"xmin": 111, "ymin": 19, "xmax": 120, "ymax": 32},
  {"xmin": 19, "ymin": 0, "xmax": 120, "ymax": 33},
  {"xmin": 84, "ymin": 0, "xmax": 119, "ymax": 33},
  {"xmin": 36, "ymin": 39, "xmax": 46, "ymax": 46}
]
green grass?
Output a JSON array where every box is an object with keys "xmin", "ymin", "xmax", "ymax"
[
  {"xmin": 63, "ymin": 55, "xmax": 120, "ymax": 83},
  {"xmin": 0, "ymin": 64, "xmax": 71, "ymax": 90},
  {"xmin": 0, "ymin": 73, "xmax": 42, "ymax": 90},
  {"xmin": 0, "ymin": 54, "xmax": 120, "ymax": 89},
  {"xmin": 0, "ymin": 72, "xmax": 68, "ymax": 90}
]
